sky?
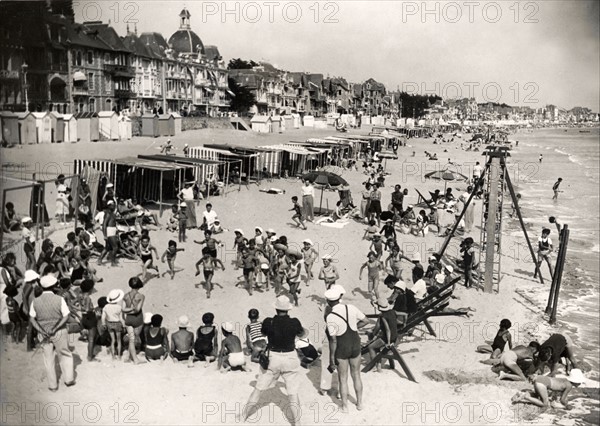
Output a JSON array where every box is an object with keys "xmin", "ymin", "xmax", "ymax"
[{"xmin": 74, "ymin": 0, "xmax": 600, "ymax": 111}]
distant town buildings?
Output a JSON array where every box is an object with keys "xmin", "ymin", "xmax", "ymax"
[{"xmin": 0, "ymin": 1, "xmax": 597, "ymax": 123}]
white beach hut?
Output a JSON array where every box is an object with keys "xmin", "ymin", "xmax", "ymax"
[
  {"xmin": 118, "ymin": 115, "xmax": 132, "ymax": 140},
  {"xmin": 98, "ymin": 111, "xmax": 119, "ymax": 140},
  {"xmin": 62, "ymin": 114, "xmax": 78, "ymax": 143},
  {"xmin": 251, "ymin": 115, "xmax": 272, "ymax": 133},
  {"xmin": 32, "ymin": 112, "xmax": 52, "ymax": 143}
]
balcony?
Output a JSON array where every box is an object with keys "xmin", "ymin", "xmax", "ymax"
[
  {"xmin": 105, "ymin": 64, "xmax": 135, "ymax": 78},
  {"xmin": 195, "ymin": 78, "xmax": 210, "ymax": 86},
  {"xmin": 166, "ymin": 91, "xmax": 178, "ymax": 99},
  {"xmin": 72, "ymin": 85, "xmax": 89, "ymax": 96},
  {"xmin": 115, "ymin": 89, "xmax": 134, "ymax": 98}
]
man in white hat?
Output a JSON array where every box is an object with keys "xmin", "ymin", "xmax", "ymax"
[
  {"xmin": 102, "ymin": 183, "xmax": 117, "ymax": 209},
  {"xmin": 325, "ymin": 287, "xmax": 369, "ymax": 412},
  {"xmin": 171, "ymin": 315, "xmax": 194, "ymax": 366},
  {"xmin": 365, "ymin": 297, "xmax": 398, "ymax": 372},
  {"xmin": 243, "ymin": 295, "xmax": 304, "ymax": 423},
  {"xmin": 29, "ymin": 275, "xmax": 75, "ymax": 391},
  {"xmin": 178, "ymin": 181, "xmax": 197, "ymax": 228}
]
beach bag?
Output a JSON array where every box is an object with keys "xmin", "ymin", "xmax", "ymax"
[{"xmin": 258, "ymin": 346, "xmax": 270, "ymax": 370}]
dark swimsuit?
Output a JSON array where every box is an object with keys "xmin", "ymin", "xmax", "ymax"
[
  {"xmin": 329, "ymin": 305, "xmax": 360, "ymax": 360},
  {"xmin": 194, "ymin": 326, "xmax": 216, "ymax": 359},
  {"xmin": 144, "ymin": 327, "xmax": 166, "ymax": 360},
  {"xmin": 491, "ymin": 330, "xmax": 508, "ymax": 352}
]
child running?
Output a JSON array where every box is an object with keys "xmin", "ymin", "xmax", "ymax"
[
  {"xmin": 138, "ymin": 235, "xmax": 159, "ymax": 282},
  {"xmin": 359, "ymin": 251, "xmax": 383, "ymax": 299},
  {"xmin": 290, "ymin": 196, "xmax": 307, "ymax": 230},
  {"xmin": 369, "ymin": 233, "xmax": 385, "ymax": 260},
  {"xmin": 302, "ymin": 239, "xmax": 318, "ymax": 286},
  {"xmin": 177, "ymin": 203, "xmax": 187, "ymax": 243},
  {"xmin": 196, "ymin": 248, "xmax": 225, "ymax": 298},
  {"xmin": 161, "ymin": 240, "xmax": 185, "ymax": 279},
  {"xmin": 194, "ymin": 230, "xmax": 223, "ymax": 259}
]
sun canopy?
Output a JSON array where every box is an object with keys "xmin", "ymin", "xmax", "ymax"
[{"xmin": 113, "ymin": 157, "xmax": 190, "ymax": 172}]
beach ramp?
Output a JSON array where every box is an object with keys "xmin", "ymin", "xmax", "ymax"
[{"xmin": 230, "ymin": 117, "xmax": 251, "ymax": 131}]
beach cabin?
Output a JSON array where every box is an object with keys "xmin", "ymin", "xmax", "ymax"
[
  {"xmin": 32, "ymin": 112, "xmax": 52, "ymax": 143},
  {"xmin": 62, "ymin": 114, "xmax": 78, "ymax": 143},
  {"xmin": 158, "ymin": 114, "xmax": 174, "ymax": 137},
  {"xmin": 170, "ymin": 112, "xmax": 182, "ymax": 135},
  {"xmin": 16, "ymin": 112, "xmax": 36, "ymax": 144},
  {"xmin": 75, "ymin": 112, "xmax": 90, "ymax": 142},
  {"xmin": 98, "ymin": 111, "xmax": 119, "ymax": 140},
  {"xmin": 283, "ymin": 115, "xmax": 293, "ymax": 130},
  {"xmin": 251, "ymin": 115, "xmax": 272, "ymax": 133},
  {"xmin": 118, "ymin": 115, "xmax": 132, "ymax": 140},
  {"xmin": 53, "ymin": 112, "xmax": 65, "ymax": 143},
  {"xmin": 271, "ymin": 116, "xmax": 282, "ymax": 133},
  {"xmin": 291, "ymin": 113, "xmax": 301, "ymax": 129},
  {"xmin": 314, "ymin": 119, "xmax": 328, "ymax": 129},
  {"xmin": 0, "ymin": 111, "xmax": 19, "ymax": 145},
  {"xmin": 49, "ymin": 111, "xmax": 61, "ymax": 142},
  {"xmin": 141, "ymin": 114, "xmax": 159, "ymax": 137},
  {"xmin": 303, "ymin": 115, "xmax": 315, "ymax": 127}
]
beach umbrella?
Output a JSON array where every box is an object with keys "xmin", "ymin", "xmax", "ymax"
[
  {"xmin": 301, "ymin": 171, "xmax": 349, "ymax": 214},
  {"xmin": 377, "ymin": 151, "xmax": 398, "ymax": 170},
  {"xmin": 424, "ymin": 169, "xmax": 469, "ymax": 189}
]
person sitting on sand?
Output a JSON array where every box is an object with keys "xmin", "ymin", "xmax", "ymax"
[
  {"xmin": 296, "ymin": 328, "xmax": 319, "ymax": 368},
  {"xmin": 144, "ymin": 314, "xmax": 169, "ymax": 361},
  {"xmin": 171, "ymin": 315, "xmax": 194, "ymax": 366},
  {"xmin": 194, "ymin": 313, "xmax": 218, "ymax": 366},
  {"xmin": 3, "ymin": 202, "xmax": 21, "ymax": 233},
  {"xmin": 494, "ymin": 342, "xmax": 540, "ymax": 381},
  {"xmin": 245, "ymin": 309, "xmax": 267, "ymax": 363},
  {"xmin": 512, "ymin": 368, "xmax": 585, "ymax": 410},
  {"xmin": 536, "ymin": 333, "xmax": 578, "ymax": 376},
  {"xmin": 477, "ymin": 319, "xmax": 513, "ymax": 359},
  {"xmin": 218, "ymin": 322, "xmax": 248, "ymax": 372}
]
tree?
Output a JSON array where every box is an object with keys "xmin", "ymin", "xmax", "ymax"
[
  {"xmin": 228, "ymin": 78, "xmax": 256, "ymax": 115},
  {"xmin": 227, "ymin": 58, "xmax": 259, "ymax": 70}
]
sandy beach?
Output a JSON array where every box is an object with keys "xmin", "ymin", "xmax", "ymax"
[{"xmin": 1, "ymin": 125, "xmax": 598, "ymax": 425}]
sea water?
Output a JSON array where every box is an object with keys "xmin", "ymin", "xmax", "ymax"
[{"xmin": 510, "ymin": 127, "xmax": 599, "ymax": 372}]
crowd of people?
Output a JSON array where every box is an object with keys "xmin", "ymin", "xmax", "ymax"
[{"xmin": 0, "ymin": 129, "xmax": 587, "ymax": 422}]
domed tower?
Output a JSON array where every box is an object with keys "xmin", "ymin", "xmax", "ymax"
[{"xmin": 168, "ymin": 7, "xmax": 205, "ymax": 57}]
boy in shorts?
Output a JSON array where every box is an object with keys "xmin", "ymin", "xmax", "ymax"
[
  {"xmin": 290, "ymin": 196, "xmax": 307, "ymax": 230},
  {"xmin": 161, "ymin": 240, "xmax": 185, "ymax": 279},
  {"xmin": 196, "ymin": 249, "xmax": 225, "ymax": 299}
]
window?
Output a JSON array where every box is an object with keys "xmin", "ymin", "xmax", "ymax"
[
  {"xmin": 89, "ymin": 98, "xmax": 96, "ymax": 113},
  {"xmin": 105, "ymin": 75, "xmax": 111, "ymax": 92},
  {"xmin": 76, "ymin": 51, "xmax": 82, "ymax": 66},
  {"xmin": 88, "ymin": 73, "xmax": 94, "ymax": 90},
  {"xmin": 105, "ymin": 53, "xmax": 110, "ymax": 64},
  {"xmin": 87, "ymin": 51, "xmax": 93, "ymax": 64}
]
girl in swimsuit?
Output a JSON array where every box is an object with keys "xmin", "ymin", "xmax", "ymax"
[
  {"xmin": 385, "ymin": 246, "xmax": 404, "ymax": 279},
  {"xmin": 196, "ymin": 250, "xmax": 225, "ymax": 299},
  {"xmin": 359, "ymin": 252, "xmax": 383, "ymax": 299},
  {"xmin": 194, "ymin": 313, "xmax": 218, "ymax": 367},
  {"xmin": 138, "ymin": 235, "xmax": 159, "ymax": 283},
  {"xmin": 477, "ymin": 318, "xmax": 512, "ymax": 359},
  {"xmin": 123, "ymin": 277, "xmax": 146, "ymax": 364},
  {"xmin": 286, "ymin": 254, "xmax": 303, "ymax": 306},
  {"xmin": 301, "ymin": 240, "xmax": 318, "ymax": 287},
  {"xmin": 318, "ymin": 256, "xmax": 339, "ymax": 289},
  {"xmin": 161, "ymin": 240, "xmax": 185, "ymax": 280}
]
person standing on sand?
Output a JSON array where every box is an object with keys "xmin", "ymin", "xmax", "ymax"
[
  {"xmin": 29, "ymin": 275, "xmax": 75, "ymax": 391},
  {"xmin": 326, "ymin": 287, "xmax": 369, "ymax": 413},
  {"xmin": 552, "ymin": 178, "xmax": 563, "ymax": 200},
  {"xmin": 243, "ymin": 296, "xmax": 303, "ymax": 424},
  {"xmin": 539, "ymin": 154, "xmax": 543, "ymax": 163},
  {"xmin": 97, "ymin": 201, "xmax": 118, "ymax": 267},
  {"xmin": 178, "ymin": 182, "xmax": 197, "ymax": 228},
  {"xmin": 301, "ymin": 180, "xmax": 315, "ymax": 222},
  {"xmin": 534, "ymin": 228, "xmax": 554, "ymax": 279}
]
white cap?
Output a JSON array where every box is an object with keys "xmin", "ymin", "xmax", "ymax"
[
  {"xmin": 444, "ymin": 265, "xmax": 454, "ymax": 273},
  {"xmin": 322, "ymin": 253, "xmax": 332, "ymax": 260},
  {"xmin": 144, "ymin": 312, "xmax": 153, "ymax": 324},
  {"xmin": 57, "ymin": 184, "xmax": 67, "ymax": 192},
  {"xmin": 411, "ymin": 253, "xmax": 421, "ymax": 262},
  {"xmin": 303, "ymin": 239, "xmax": 313, "ymax": 245},
  {"xmin": 435, "ymin": 273, "xmax": 446, "ymax": 284},
  {"xmin": 24, "ymin": 270, "xmax": 40, "ymax": 282},
  {"xmin": 21, "ymin": 217, "xmax": 33, "ymax": 224},
  {"xmin": 177, "ymin": 315, "xmax": 190, "ymax": 328},
  {"xmin": 106, "ymin": 183, "xmax": 114, "ymax": 188},
  {"xmin": 324, "ymin": 287, "xmax": 343, "ymax": 301},
  {"xmin": 40, "ymin": 275, "xmax": 58, "ymax": 289},
  {"xmin": 329, "ymin": 284, "xmax": 346, "ymax": 296},
  {"xmin": 221, "ymin": 322, "xmax": 235, "ymax": 333},
  {"xmin": 567, "ymin": 368, "xmax": 585, "ymax": 384}
]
